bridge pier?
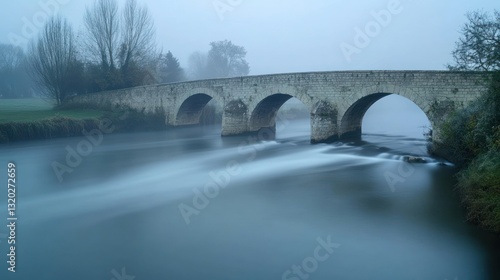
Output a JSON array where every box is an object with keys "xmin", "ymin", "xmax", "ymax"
[
  {"xmin": 221, "ymin": 115, "xmax": 248, "ymax": 136},
  {"xmin": 311, "ymin": 117, "xmax": 338, "ymax": 143},
  {"xmin": 310, "ymin": 101, "xmax": 339, "ymax": 143},
  {"xmin": 64, "ymin": 71, "xmax": 488, "ymax": 147},
  {"xmin": 221, "ymin": 100, "xmax": 249, "ymax": 136}
]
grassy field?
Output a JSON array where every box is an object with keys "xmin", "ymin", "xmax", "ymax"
[
  {"xmin": 0, "ymin": 98, "xmax": 167, "ymax": 143},
  {"xmin": 0, "ymin": 99, "xmax": 107, "ymax": 123}
]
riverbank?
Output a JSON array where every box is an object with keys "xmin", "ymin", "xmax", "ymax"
[
  {"xmin": 0, "ymin": 117, "xmax": 102, "ymax": 143},
  {"xmin": 431, "ymin": 142, "xmax": 500, "ymax": 234},
  {"xmin": 431, "ymin": 72, "xmax": 500, "ymax": 235},
  {"xmin": 0, "ymin": 98, "xmax": 106, "ymax": 123},
  {"xmin": 0, "ymin": 111, "xmax": 168, "ymax": 144},
  {"xmin": 456, "ymin": 150, "xmax": 500, "ymax": 232},
  {"xmin": 0, "ymin": 99, "xmax": 168, "ymax": 144}
]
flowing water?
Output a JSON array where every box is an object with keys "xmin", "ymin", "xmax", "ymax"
[{"xmin": 0, "ymin": 119, "xmax": 499, "ymax": 280}]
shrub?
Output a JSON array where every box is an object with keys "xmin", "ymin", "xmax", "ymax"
[
  {"xmin": 457, "ymin": 150, "xmax": 500, "ymax": 232},
  {"xmin": 434, "ymin": 72, "xmax": 500, "ymax": 233},
  {"xmin": 0, "ymin": 117, "xmax": 101, "ymax": 143}
]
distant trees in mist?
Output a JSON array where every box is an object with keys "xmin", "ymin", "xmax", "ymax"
[
  {"xmin": 0, "ymin": 44, "xmax": 34, "ymax": 98},
  {"xmin": 188, "ymin": 40, "xmax": 250, "ymax": 80},
  {"xmin": 156, "ymin": 51, "xmax": 186, "ymax": 83},
  {"xmin": 1, "ymin": 0, "xmax": 252, "ymax": 103}
]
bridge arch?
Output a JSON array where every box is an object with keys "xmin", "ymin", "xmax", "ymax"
[
  {"xmin": 66, "ymin": 71, "xmax": 488, "ymax": 144},
  {"xmin": 174, "ymin": 88, "xmax": 223, "ymax": 126},
  {"xmin": 248, "ymin": 89, "xmax": 313, "ymax": 136},
  {"xmin": 340, "ymin": 88, "xmax": 431, "ymax": 139}
]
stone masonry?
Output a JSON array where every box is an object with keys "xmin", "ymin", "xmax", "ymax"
[{"xmin": 66, "ymin": 71, "xmax": 489, "ymax": 143}]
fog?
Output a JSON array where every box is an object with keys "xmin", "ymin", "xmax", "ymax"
[
  {"xmin": 363, "ymin": 95, "xmax": 431, "ymax": 138},
  {"xmin": 2, "ymin": 0, "xmax": 498, "ymax": 74},
  {"xmin": 3, "ymin": 2, "xmax": 500, "ymax": 279},
  {"xmin": 2, "ymin": 0, "xmax": 497, "ymax": 134}
]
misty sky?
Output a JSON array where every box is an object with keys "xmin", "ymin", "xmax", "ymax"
[{"xmin": 2, "ymin": 0, "xmax": 498, "ymax": 75}]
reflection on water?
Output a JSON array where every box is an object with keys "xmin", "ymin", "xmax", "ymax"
[{"xmin": 0, "ymin": 120, "xmax": 499, "ymax": 280}]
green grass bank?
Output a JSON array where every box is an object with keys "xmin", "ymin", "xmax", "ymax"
[{"xmin": 0, "ymin": 98, "xmax": 166, "ymax": 144}]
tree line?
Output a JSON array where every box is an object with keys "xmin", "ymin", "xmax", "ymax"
[
  {"xmin": 0, "ymin": 0, "xmax": 250, "ymax": 104},
  {"xmin": 0, "ymin": 44, "xmax": 34, "ymax": 98}
]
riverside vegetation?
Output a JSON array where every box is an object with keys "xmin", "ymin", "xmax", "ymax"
[
  {"xmin": 432, "ymin": 10, "xmax": 500, "ymax": 234},
  {"xmin": 0, "ymin": 99, "xmax": 167, "ymax": 143},
  {"xmin": 433, "ymin": 72, "xmax": 500, "ymax": 233}
]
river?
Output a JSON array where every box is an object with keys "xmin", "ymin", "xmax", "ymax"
[{"xmin": 0, "ymin": 117, "xmax": 499, "ymax": 280}]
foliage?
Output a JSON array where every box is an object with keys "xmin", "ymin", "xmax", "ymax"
[
  {"xmin": 82, "ymin": 62, "xmax": 117, "ymax": 93},
  {"xmin": 22, "ymin": 0, "xmax": 166, "ymax": 97},
  {"xmin": 105, "ymin": 108, "xmax": 166, "ymax": 132},
  {"xmin": 207, "ymin": 40, "xmax": 250, "ymax": 78},
  {"xmin": 457, "ymin": 149, "xmax": 500, "ymax": 232},
  {"xmin": 439, "ymin": 9, "xmax": 500, "ymax": 233},
  {"xmin": 438, "ymin": 99, "xmax": 484, "ymax": 164},
  {"xmin": 448, "ymin": 10, "xmax": 500, "ymax": 71},
  {"xmin": 24, "ymin": 1, "xmax": 252, "ymax": 98},
  {"xmin": 0, "ymin": 117, "xmax": 101, "ymax": 143},
  {"xmin": 437, "ymin": 73, "xmax": 500, "ymax": 232},
  {"xmin": 188, "ymin": 40, "xmax": 250, "ymax": 80},
  {"xmin": 439, "ymin": 72, "xmax": 500, "ymax": 162},
  {"xmin": 120, "ymin": 59, "xmax": 150, "ymax": 88},
  {"xmin": 156, "ymin": 51, "xmax": 185, "ymax": 83},
  {"xmin": 0, "ymin": 101, "xmax": 167, "ymax": 143},
  {"xmin": 437, "ymin": 8, "xmax": 500, "ymax": 232}
]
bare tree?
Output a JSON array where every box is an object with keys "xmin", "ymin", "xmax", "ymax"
[
  {"xmin": 83, "ymin": 0, "xmax": 157, "ymax": 89},
  {"xmin": 119, "ymin": 0, "xmax": 156, "ymax": 71},
  {"xmin": 28, "ymin": 16, "xmax": 77, "ymax": 105},
  {"xmin": 84, "ymin": 0, "xmax": 119, "ymax": 71},
  {"xmin": 449, "ymin": 10, "xmax": 500, "ymax": 71}
]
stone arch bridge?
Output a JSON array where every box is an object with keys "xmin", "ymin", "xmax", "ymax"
[{"xmin": 68, "ymin": 71, "xmax": 489, "ymax": 143}]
